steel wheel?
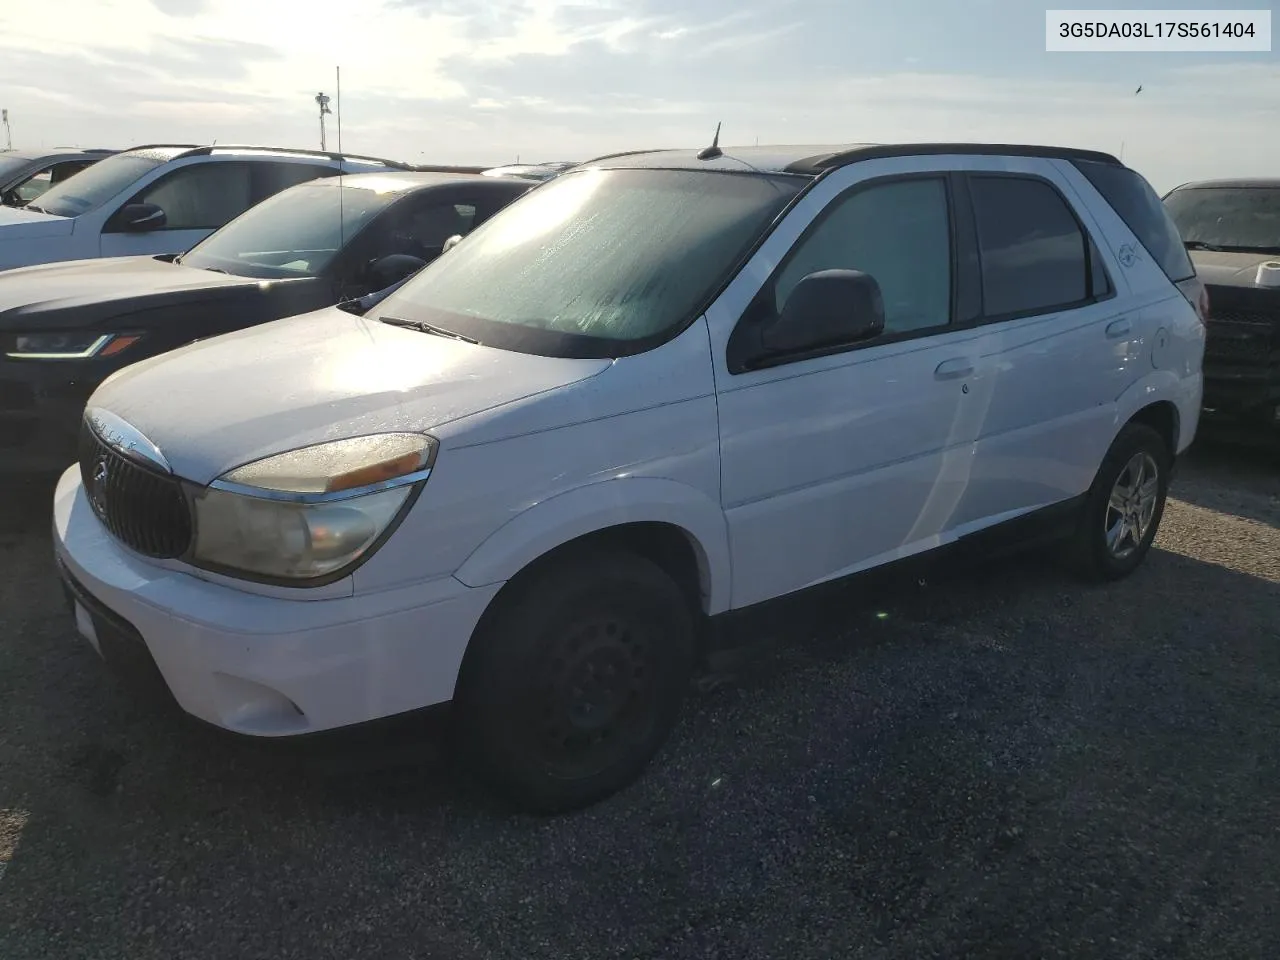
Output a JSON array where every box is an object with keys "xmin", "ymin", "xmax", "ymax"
[
  {"xmin": 1103, "ymin": 451, "xmax": 1160, "ymax": 560},
  {"xmin": 538, "ymin": 615, "xmax": 655, "ymax": 781},
  {"xmin": 453, "ymin": 547, "xmax": 694, "ymax": 813}
]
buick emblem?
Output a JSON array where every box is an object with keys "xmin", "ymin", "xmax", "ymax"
[{"xmin": 90, "ymin": 455, "xmax": 110, "ymax": 520}]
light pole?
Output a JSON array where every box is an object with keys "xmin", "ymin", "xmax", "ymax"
[
  {"xmin": 315, "ymin": 92, "xmax": 332, "ymax": 151},
  {"xmin": 1, "ymin": 109, "xmax": 11, "ymax": 151}
]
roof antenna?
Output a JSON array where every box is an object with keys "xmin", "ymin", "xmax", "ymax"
[{"xmin": 697, "ymin": 121, "xmax": 722, "ymax": 161}]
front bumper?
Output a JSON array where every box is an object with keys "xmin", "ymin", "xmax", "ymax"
[
  {"xmin": 1200, "ymin": 316, "xmax": 1280, "ymax": 425},
  {"xmin": 52, "ymin": 466, "xmax": 501, "ymax": 737}
]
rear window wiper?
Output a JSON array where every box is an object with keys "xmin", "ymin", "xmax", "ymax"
[{"xmin": 377, "ymin": 315, "xmax": 479, "ymax": 344}]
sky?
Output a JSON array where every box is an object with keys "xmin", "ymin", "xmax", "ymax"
[{"xmin": 0, "ymin": 0, "xmax": 1276, "ymax": 193}]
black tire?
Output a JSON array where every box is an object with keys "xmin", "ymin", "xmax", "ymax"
[
  {"xmin": 452, "ymin": 547, "xmax": 696, "ymax": 814},
  {"xmin": 1064, "ymin": 422, "xmax": 1172, "ymax": 582}
]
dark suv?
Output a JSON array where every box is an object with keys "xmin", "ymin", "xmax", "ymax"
[{"xmin": 1164, "ymin": 178, "xmax": 1280, "ymax": 439}]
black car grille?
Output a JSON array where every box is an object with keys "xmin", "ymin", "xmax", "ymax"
[
  {"xmin": 1204, "ymin": 309, "xmax": 1278, "ymax": 363},
  {"xmin": 77, "ymin": 420, "xmax": 193, "ymax": 559}
]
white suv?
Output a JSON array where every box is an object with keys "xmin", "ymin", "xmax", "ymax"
[
  {"xmin": 0, "ymin": 144, "xmax": 412, "ymax": 271},
  {"xmin": 52, "ymin": 142, "xmax": 1206, "ymax": 813}
]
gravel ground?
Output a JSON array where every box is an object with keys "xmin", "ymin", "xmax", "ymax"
[{"xmin": 1, "ymin": 439, "xmax": 1277, "ymax": 960}]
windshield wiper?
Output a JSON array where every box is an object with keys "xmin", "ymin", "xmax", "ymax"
[
  {"xmin": 1185, "ymin": 240, "xmax": 1280, "ymax": 254},
  {"xmin": 24, "ymin": 203, "xmax": 47, "ymax": 214},
  {"xmin": 378, "ymin": 315, "xmax": 479, "ymax": 344}
]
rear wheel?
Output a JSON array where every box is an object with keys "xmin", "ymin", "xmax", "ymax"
[
  {"xmin": 1064, "ymin": 422, "xmax": 1171, "ymax": 581},
  {"xmin": 453, "ymin": 548, "xmax": 695, "ymax": 814}
]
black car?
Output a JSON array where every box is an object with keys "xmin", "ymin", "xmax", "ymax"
[
  {"xmin": 1164, "ymin": 178, "xmax": 1280, "ymax": 439},
  {"xmin": 0, "ymin": 170, "xmax": 532, "ymax": 472},
  {"xmin": 0, "ymin": 148, "xmax": 115, "ymax": 208}
]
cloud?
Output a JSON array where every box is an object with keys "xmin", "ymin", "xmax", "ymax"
[
  {"xmin": 150, "ymin": 0, "xmax": 210, "ymax": 14},
  {"xmin": 0, "ymin": 0, "xmax": 1277, "ymax": 191}
]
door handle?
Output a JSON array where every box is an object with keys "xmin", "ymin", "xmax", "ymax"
[
  {"xmin": 934, "ymin": 357, "xmax": 974, "ymax": 380},
  {"xmin": 1105, "ymin": 318, "xmax": 1132, "ymax": 339}
]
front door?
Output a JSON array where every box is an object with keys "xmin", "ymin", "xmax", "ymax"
[
  {"xmin": 710, "ymin": 168, "xmax": 992, "ymax": 610},
  {"xmin": 99, "ymin": 161, "xmax": 259, "ymax": 259}
]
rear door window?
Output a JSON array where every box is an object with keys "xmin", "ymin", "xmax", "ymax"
[
  {"xmin": 1072, "ymin": 160, "xmax": 1195, "ymax": 281},
  {"xmin": 251, "ymin": 162, "xmax": 338, "ymax": 203},
  {"xmin": 968, "ymin": 175, "xmax": 1094, "ymax": 318}
]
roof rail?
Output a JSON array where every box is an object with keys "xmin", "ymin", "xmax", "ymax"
[
  {"xmin": 410, "ymin": 163, "xmax": 489, "ymax": 174},
  {"xmin": 788, "ymin": 142, "xmax": 1122, "ymax": 174},
  {"xmin": 577, "ymin": 148, "xmax": 673, "ymax": 166},
  {"xmin": 119, "ymin": 144, "xmax": 202, "ymax": 152},
  {"xmin": 172, "ymin": 144, "xmax": 416, "ymax": 170}
]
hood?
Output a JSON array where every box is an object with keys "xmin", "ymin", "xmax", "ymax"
[
  {"xmin": 1189, "ymin": 250, "xmax": 1280, "ymax": 289},
  {"xmin": 88, "ymin": 306, "xmax": 612, "ymax": 483},
  {"xmin": 0, "ymin": 255, "xmax": 258, "ymax": 326},
  {"xmin": 0, "ymin": 204, "xmax": 73, "ymax": 237}
]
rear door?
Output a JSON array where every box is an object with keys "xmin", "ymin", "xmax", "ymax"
[{"xmin": 948, "ymin": 160, "xmax": 1134, "ymax": 528}]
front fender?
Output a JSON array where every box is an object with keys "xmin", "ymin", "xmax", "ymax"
[{"xmin": 453, "ymin": 477, "xmax": 732, "ymax": 615}]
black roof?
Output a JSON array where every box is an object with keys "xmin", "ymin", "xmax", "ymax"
[
  {"xmin": 0, "ymin": 148, "xmax": 115, "ymax": 162},
  {"xmin": 1168, "ymin": 178, "xmax": 1280, "ymax": 191},
  {"xmin": 580, "ymin": 142, "xmax": 1122, "ymax": 176},
  {"xmin": 302, "ymin": 170, "xmax": 531, "ymax": 194}
]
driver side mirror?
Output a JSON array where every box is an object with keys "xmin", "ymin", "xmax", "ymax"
[
  {"xmin": 117, "ymin": 202, "xmax": 167, "ymax": 232},
  {"xmin": 366, "ymin": 253, "xmax": 427, "ymax": 291},
  {"xmin": 759, "ymin": 269, "xmax": 885, "ymax": 356}
]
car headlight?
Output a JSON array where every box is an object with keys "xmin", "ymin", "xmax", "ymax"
[
  {"xmin": 5, "ymin": 331, "xmax": 141, "ymax": 359},
  {"xmin": 190, "ymin": 433, "xmax": 436, "ymax": 582}
]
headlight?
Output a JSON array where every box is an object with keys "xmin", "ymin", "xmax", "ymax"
[
  {"xmin": 190, "ymin": 433, "xmax": 436, "ymax": 582},
  {"xmin": 5, "ymin": 331, "xmax": 141, "ymax": 359}
]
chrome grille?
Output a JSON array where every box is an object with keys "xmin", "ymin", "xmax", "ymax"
[{"xmin": 77, "ymin": 420, "xmax": 192, "ymax": 559}]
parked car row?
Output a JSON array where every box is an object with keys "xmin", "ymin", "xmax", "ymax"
[
  {"xmin": 0, "ymin": 147, "xmax": 115, "ymax": 209},
  {"xmin": 35, "ymin": 139, "xmax": 1211, "ymax": 814},
  {"xmin": 0, "ymin": 143, "xmax": 496, "ymax": 271},
  {"xmin": 1, "ymin": 167, "xmax": 535, "ymax": 469}
]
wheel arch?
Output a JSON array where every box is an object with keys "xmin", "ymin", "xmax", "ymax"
[
  {"xmin": 1113, "ymin": 370, "xmax": 1189, "ymax": 455},
  {"xmin": 1125, "ymin": 399, "xmax": 1180, "ymax": 458},
  {"xmin": 453, "ymin": 477, "xmax": 731, "ymax": 616}
]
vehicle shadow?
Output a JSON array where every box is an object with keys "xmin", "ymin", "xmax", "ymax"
[
  {"xmin": 0, "ymin": 470, "xmax": 61, "ymax": 540},
  {"xmin": 1172, "ymin": 435, "xmax": 1280, "ymax": 528},
  {"xmin": 2, "ymin": 529, "xmax": 1278, "ymax": 957}
]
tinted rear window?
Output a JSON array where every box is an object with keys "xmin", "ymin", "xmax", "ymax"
[
  {"xmin": 1072, "ymin": 160, "xmax": 1194, "ymax": 282},
  {"xmin": 969, "ymin": 175, "xmax": 1089, "ymax": 317}
]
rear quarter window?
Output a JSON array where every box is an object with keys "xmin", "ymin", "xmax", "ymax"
[{"xmin": 1072, "ymin": 160, "xmax": 1194, "ymax": 283}]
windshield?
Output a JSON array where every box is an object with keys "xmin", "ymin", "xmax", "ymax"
[
  {"xmin": 1164, "ymin": 186, "xmax": 1280, "ymax": 252},
  {"xmin": 376, "ymin": 167, "xmax": 802, "ymax": 357},
  {"xmin": 30, "ymin": 153, "xmax": 164, "ymax": 217},
  {"xmin": 180, "ymin": 181, "xmax": 399, "ymax": 279}
]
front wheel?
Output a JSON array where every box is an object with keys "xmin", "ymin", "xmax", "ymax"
[
  {"xmin": 453, "ymin": 548, "xmax": 696, "ymax": 814},
  {"xmin": 1064, "ymin": 422, "xmax": 1172, "ymax": 581}
]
